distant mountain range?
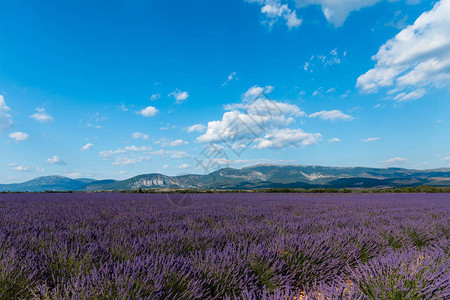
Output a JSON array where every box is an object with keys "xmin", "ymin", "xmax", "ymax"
[{"xmin": 1, "ymin": 164, "xmax": 450, "ymax": 192}]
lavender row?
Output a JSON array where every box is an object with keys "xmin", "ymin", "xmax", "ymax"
[{"xmin": 0, "ymin": 193, "xmax": 449, "ymax": 299}]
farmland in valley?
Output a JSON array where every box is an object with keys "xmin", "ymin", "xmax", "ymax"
[{"xmin": 0, "ymin": 193, "xmax": 449, "ymax": 299}]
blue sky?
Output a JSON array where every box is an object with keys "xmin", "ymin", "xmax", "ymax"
[{"xmin": 1, "ymin": 0, "xmax": 449, "ymax": 183}]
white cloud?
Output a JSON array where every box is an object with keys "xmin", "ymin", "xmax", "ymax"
[
  {"xmin": 295, "ymin": 0, "xmax": 385, "ymax": 27},
  {"xmin": 249, "ymin": 0, "xmax": 421, "ymax": 27},
  {"xmin": 329, "ymin": 138, "xmax": 340, "ymax": 143},
  {"xmin": 87, "ymin": 123, "xmax": 102, "ymax": 129},
  {"xmin": 227, "ymin": 72, "xmax": 237, "ymax": 81},
  {"xmin": 80, "ymin": 143, "xmax": 93, "ymax": 151},
  {"xmin": 151, "ymin": 94, "xmax": 161, "ymax": 101},
  {"xmin": 138, "ymin": 106, "xmax": 158, "ymax": 117},
  {"xmin": 187, "ymin": 124, "xmax": 206, "ymax": 133},
  {"xmin": 13, "ymin": 165, "xmax": 32, "ymax": 172},
  {"xmin": 112, "ymin": 156, "xmax": 150, "ymax": 166},
  {"xmin": 0, "ymin": 95, "xmax": 13, "ymax": 132},
  {"xmin": 357, "ymin": 0, "xmax": 450, "ymax": 100},
  {"xmin": 150, "ymin": 149, "xmax": 190, "ymax": 159},
  {"xmin": 222, "ymin": 72, "xmax": 238, "ymax": 86},
  {"xmin": 9, "ymin": 131, "xmax": 29, "ymax": 142},
  {"xmin": 99, "ymin": 149, "xmax": 127, "ymax": 158},
  {"xmin": 380, "ymin": 157, "xmax": 408, "ymax": 165},
  {"xmin": 100, "ymin": 145, "xmax": 188, "ymax": 166},
  {"xmin": 155, "ymin": 138, "xmax": 189, "ymax": 147},
  {"xmin": 197, "ymin": 107, "xmax": 293, "ymax": 143},
  {"xmin": 303, "ymin": 62, "xmax": 310, "ymax": 71},
  {"xmin": 169, "ymin": 139, "xmax": 188, "ymax": 147},
  {"xmin": 11, "ymin": 165, "xmax": 44, "ymax": 172},
  {"xmin": 163, "ymin": 164, "xmax": 169, "ymax": 170},
  {"xmin": 243, "ymin": 85, "xmax": 274, "ymax": 101},
  {"xmin": 255, "ymin": 128, "xmax": 321, "ymax": 149},
  {"xmin": 342, "ymin": 90, "xmax": 351, "ymax": 98},
  {"xmin": 178, "ymin": 163, "xmax": 191, "ymax": 169},
  {"xmin": 196, "ymin": 158, "xmax": 297, "ymax": 170},
  {"xmin": 119, "ymin": 104, "xmax": 128, "ymax": 111},
  {"xmin": 120, "ymin": 170, "xmax": 129, "ymax": 174},
  {"xmin": 132, "ymin": 132, "xmax": 149, "ymax": 140},
  {"xmin": 303, "ymin": 49, "xmax": 344, "ymax": 72},
  {"xmin": 225, "ymin": 99, "xmax": 304, "ymax": 118},
  {"xmin": 66, "ymin": 172, "xmax": 81, "ymax": 178},
  {"xmin": 250, "ymin": 0, "xmax": 302, "ymax": 29},
  {"xmin": 169, "ymin": 90, "xmax": 189, "ymax": 103},
  {"xmin": 361, "ymin": 137, "xmax": 381, "ymax": 142},
  {"xmin": 125, "ymin": 145, "xmax": 152, "ymax": 152},
  {"xmin": 309, "ymin": 110, "xmax": 353, "ymax": 121},
  {"xmin": 99, "ymin": 144, "xmax": 154, "ymax": 166},
  {"xmin": 197, "ymin": 86, "xmax": 317, "ymax": 150},
  {"xmin": 99, "ymin": 146, "xmax": 152, "ymax": 158},
  {"xmin": 393, "ymin": 88, "xmax": 426, "ymax": 102},
  {"xmin": 46, "ymin": 155, "xmax": 66, "ymax": 165},
  {"xmin": 30, "ymin": 108, "xmax": 54, "ymax": 123}
]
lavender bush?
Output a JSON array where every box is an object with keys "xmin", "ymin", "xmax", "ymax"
[{"xmin": 0, "ymin": 193, "xmax": 448, "ymax": 299}]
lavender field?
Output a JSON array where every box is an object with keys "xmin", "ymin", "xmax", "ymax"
[{"xmin": 0, "ymin": 193, "xmax": 449, "ymax": 299}]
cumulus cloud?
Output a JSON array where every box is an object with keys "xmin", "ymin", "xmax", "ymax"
[
  {"xmin": 262, "ymin": 1, "xmax": 302, "ymax": 28},
  {"xmin": 197, "ymin": 86, "xmax": 319, "ymax": 151},
  {"xmin": 329, "ymin": 138, "xmax": 341, "ymax": 143},
  {"xmin": 30, "ymin": 108, "xmax": 54, "ymax": 123},
  {"xmin": 379, "ymin": 157, "xmax": 408, "ymax": 166},
  {"xmin": 0, "ymin": 95, "xmax": 13, "ymax": 132},
  {"xmin": 132, "ymin": 132, "xmax": 149, "ymax": 140},
  {"xmin": 80, "ymin": 143, "xmax": 93, "ymax": 151},
  {"xmin": 197, "ymin": 107, "xmax": 295, "ymax": 144},
  {"xmin": 9, "ymin": 131, "xmax": 29, "ymax": 142},
  {"xmin": 255, "ymin": 128, "xmax": 321, "ymax": 149},
  {"xmin": 187, "ymin": 124, "xmax": 206, "ymax": 133},
  {"xmin": 309, "ymin": 110, "xmax": 353, "ymax": 121},
  {"xmin": 138, "ymin": 106, "xmax": 158, "ymax": 117},
  {"xmin": 46, "ymin": 155, "xmax": 66, "ymax": 165},
  {"xmin": 247, "ymin": 0, "xmax": 302, "ymax": 28},
  {"xmin": 242, "ymin": 85, "xmax": 274, "ymax": 102},
  {"xmin": 169, "ymin": 90, "xmax": 189, "ymax": 103},
  {"xmin": 357, "ymin": 0, "xmax": 450, "ymax": 101},
  {"xmin": 361, "ymin": 137, "xmax": 381, "ymax": 142}
]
